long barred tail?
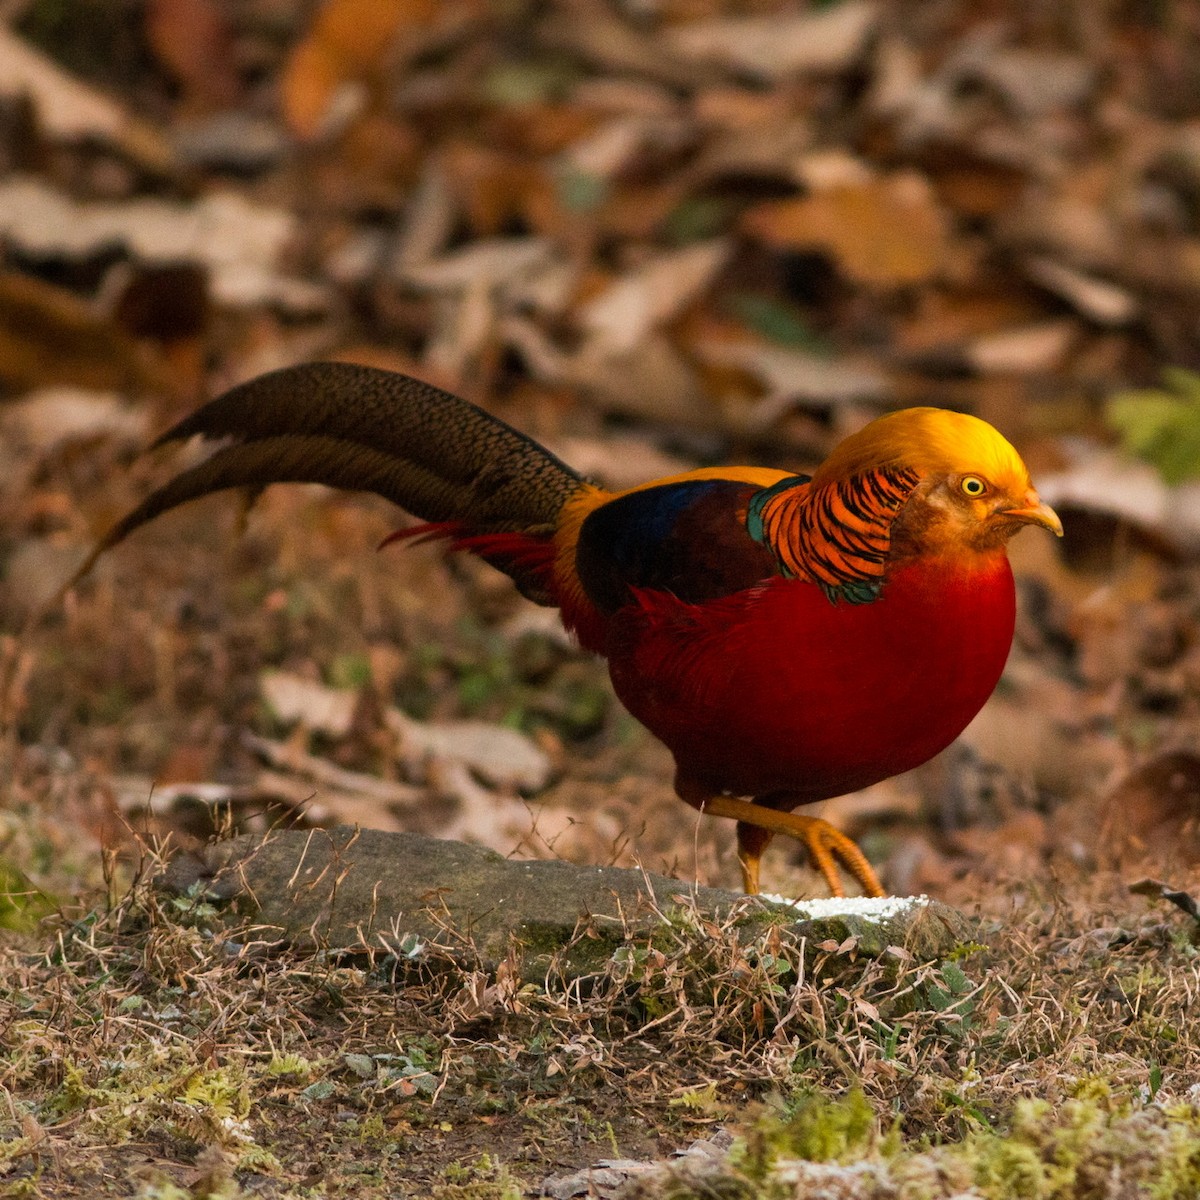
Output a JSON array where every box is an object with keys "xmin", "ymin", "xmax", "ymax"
[{"xmin": 69, "ymin": 362, "xmax": 587, "ymax": 604}]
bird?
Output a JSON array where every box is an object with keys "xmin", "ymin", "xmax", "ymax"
[{"xmin": 73, "ymin": 361, "xmax": 1062, "ymax": 898}]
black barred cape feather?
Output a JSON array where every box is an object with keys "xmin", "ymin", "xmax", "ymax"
[{"xmin": 749, "ymin": 467, "xmax": 921, "ymax": 603}]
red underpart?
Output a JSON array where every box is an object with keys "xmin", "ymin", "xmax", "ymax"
[
  {"xmin": 602, "ymin": 553, "xmax": 1016, "ymax": 802},
  {"xmin": 387, "ymin": 524, "xmax": 1016, "ymax": 806}
]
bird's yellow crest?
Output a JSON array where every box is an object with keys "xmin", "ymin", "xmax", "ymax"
[{"xmin": 811, "ymin": 407, "xmax": 1031, "ymax": 495}]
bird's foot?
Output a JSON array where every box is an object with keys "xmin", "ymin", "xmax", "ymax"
[
  {"xmin": 696, "ymin": 794, "xmax": 885, "ymax": 898},
  {"xmin": 789, "ymin": 814, "xmax": 884, "ymax": 899}
]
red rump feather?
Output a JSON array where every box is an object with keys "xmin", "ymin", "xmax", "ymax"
[{"xmin": 381, "ymin": 521, "xmax": 558, "ymax": 603}]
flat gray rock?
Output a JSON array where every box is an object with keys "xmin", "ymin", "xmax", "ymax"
[{"xmin": 157, "ymin": 826, "xmax": 973, "ymax": 980}]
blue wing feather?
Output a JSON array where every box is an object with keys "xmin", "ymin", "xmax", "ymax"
[{"xmin": 574, "ymin": 478, "xmax": 783, "ymax": 611}]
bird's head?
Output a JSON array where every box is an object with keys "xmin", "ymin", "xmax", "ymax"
[{"xmin": 811, "ymin": 407, "xmax": 1062, "ymax": 555}]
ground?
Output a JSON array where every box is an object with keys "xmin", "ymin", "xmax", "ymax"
[{"xmin": 4, "ymin": 1, "xmax": 1200, "ymax": 1196}]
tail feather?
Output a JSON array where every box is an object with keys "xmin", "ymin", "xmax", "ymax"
[{"xmin": 69, "ymin": 362, "xmax": 587, "ymax": 603}]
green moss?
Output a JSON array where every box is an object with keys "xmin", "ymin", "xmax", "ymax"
[
  {"xmin": 1152, "ymin": 1106, "xmax": 1200, "ymax": 1199},
  {"xmin": 432, "ymin": 1152, "xmax": 523, "ymax": 1199},
  {"xmin": 676, "ymin": 1089, "xmax": 1200, "ymax": 1200},
  {"xmin": 45, "ymin": 1049, "xmax": 268, "ymax": 1165},
  {"xmin": 733, "ymin": 1089, "xmax": 878, "ymax": 1187},
  {"xmin": 264, "ymin": 1052, "xmax": 318, "ymax": 1080},
  {"xmin": 957, "ymin": 1095, "xmax": 1200, "ymax": 1200},
  {"xmin": 0, "ymin": 859, "xmax": 55, "ymax": 932},
  {"xmin": 971, "ymin": 1138, "xmax": 1051, "ymax": 1198},
  {"xmin": 780, "ymin": 1089, "xmax": 876, "ymax": 1163}
]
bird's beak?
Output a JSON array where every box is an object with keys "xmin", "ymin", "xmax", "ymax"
[{"xmin": 998, "ymin": 491, "xmax": 1063, "ymax": 537}]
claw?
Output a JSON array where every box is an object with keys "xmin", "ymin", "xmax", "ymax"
[
  {"xmin": 797, "ymin": 815, "xmax": 883, "ymax": 898},
  {"xmin": 702, "ymin": 794, "xmax": 885, "ymax": 897}
]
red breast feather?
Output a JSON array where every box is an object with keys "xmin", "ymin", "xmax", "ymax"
[{"xmin": 606, "ymin": 554, "xmax": 1016, "ymax": 800}]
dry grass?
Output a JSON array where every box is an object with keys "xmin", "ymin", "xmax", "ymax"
[{"xmin": 1, "ymin": 834, "xmax": 1199, "ymax": 1196}]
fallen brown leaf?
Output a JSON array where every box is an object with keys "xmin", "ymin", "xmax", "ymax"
[
  {"xmin": 0, "ymin": 27, "xmax": 172, "ymax": 170},
  {"xmin": 259, "ymin": 670, "xmax": 552, "ymax": 793},
  {"xmin": 578, "ymin": 239, "xmax": 730, "ymax": 354},
  {"xmin": 695, "ymin": 340, "xmax": 889, "ymax": 430},
  {"xmin": 1022, "ymin": 257, "xmax": 1137, "ymax": 327},
  {"xmin": 0, "ymin": 179, "xmax": 325, "ymax": 312},
  {"xmin": 0, "ymin": 273, "xmax": 159, "ymax": 393},
  {"xmin": 1037, "ymin": 442, "xmax": 1200, "ymax": 554},
  {"xmin": 1129, "ymin": 877, "xmax": 1200, "ymax": 922},
  {"xmin": 665, "ymin": 1, "xmax": 881, "ymax": 80},
  {"xmin": 965, "ymin": 320, "xmax": 1078, "ymax": 375},
  {"xmin": 1100, "ymin": 753, "xmax": 1200, "ymax": 861},
  {"xmin": 145, "ymin": 0, "xmax": 239, "ymax": 112},
  {"xmin": 742, "ymin": 171, "xmax": 949, "ymax": 288},
  {"xmin": 0, "ymin": 388, "xmax": 149, "ymax": 453}
]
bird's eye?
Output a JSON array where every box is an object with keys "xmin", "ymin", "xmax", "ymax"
[{"xmin": 960, "ymin": 476, "xmax": 987, "ymax": 498}]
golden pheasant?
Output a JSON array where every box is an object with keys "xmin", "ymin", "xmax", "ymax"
[{"xmin": 77, "ymin": 362, "xmax": 1062, "ymax": 897}]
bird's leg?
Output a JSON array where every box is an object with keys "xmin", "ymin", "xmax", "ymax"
[
  {"xmin": 735, "ymin": 823, "xmax": 773, "ymax": 895},
  {"xmin": 699, "ymin": 795, "xmax": 885, "ymax": 898}
]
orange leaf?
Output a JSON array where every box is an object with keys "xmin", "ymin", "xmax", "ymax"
[
  {"xmin": 280, "ymin": 39, "xmax": 345, "ymax": 140},
  {"xmin": 280, "ymin": 0, "xmax": 438, "ymax": 138},
  {"xmin": 310, "ymin": 0, "xmax": 436, "ymax": 70},
  {"xmin": 0, "ymin": 272, "xmax": 163, "ymax": 393}
]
